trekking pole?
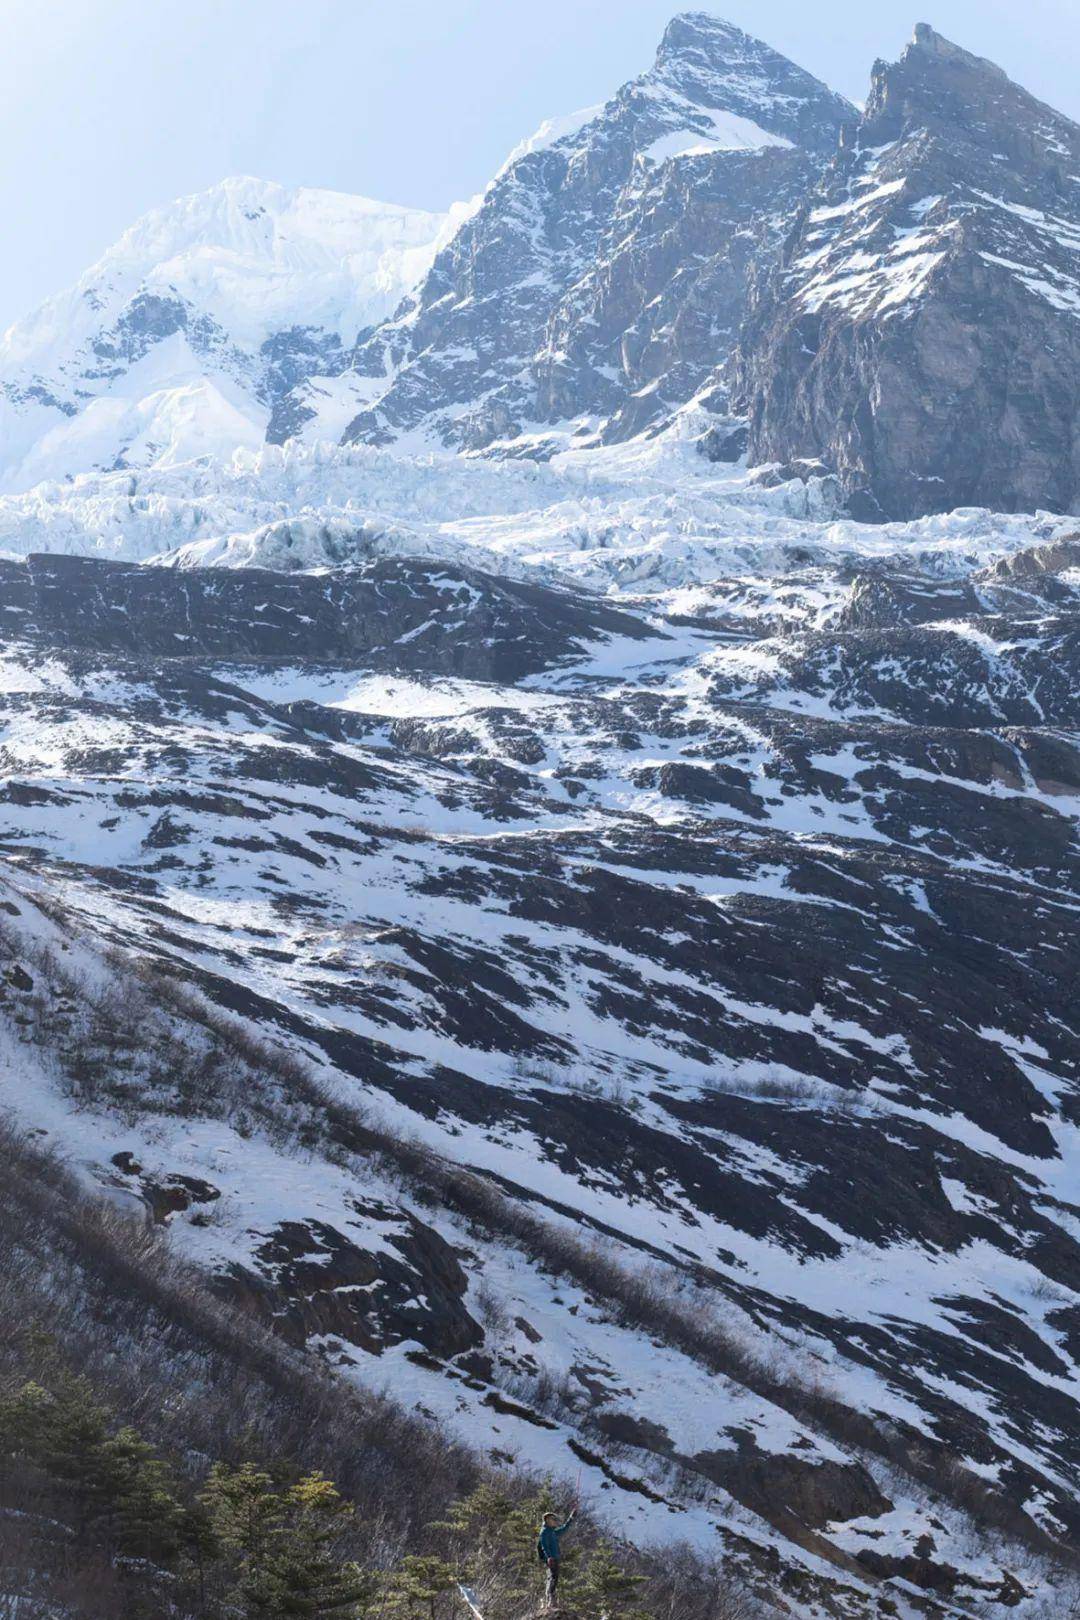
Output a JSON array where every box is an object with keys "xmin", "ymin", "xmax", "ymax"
[{"xmin": 457, "ymin": 1581, "xmax": 486, "ymax": 1620}]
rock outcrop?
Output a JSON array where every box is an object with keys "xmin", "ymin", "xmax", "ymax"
[
  {"xmin": 734, "ymin": 25, "xmax": 1080, "ymax": 518},
  {"xmin": 0, "ymin": 553, "xmax": 652, "ymax": 678},
  {"xmin": 344, "ymin": 13, "xmax": 851, "ymax": 452}
]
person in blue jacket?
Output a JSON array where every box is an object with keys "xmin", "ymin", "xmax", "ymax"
[{"xmin": 537, "ymin": 1507, "xmax": 577, "ymax": 1606}]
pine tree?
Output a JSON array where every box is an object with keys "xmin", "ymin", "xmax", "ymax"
[
  {"xmin": 200, "ymin": 1458, "xmax": 282, "ymax": 1616},
  {"xmin": 0, "ymin": 1380, "xmax": 54, "ymax": 1456},
  {"xmin": 181, "ymin": 1495, "xmax": 223, "ymax": 1619},
  {"xmin": 261, "ymin": 1472, "xmax": 375, "ymax": 1618},
  {"xmin": 577, "ymin": 1541, "xmax": 651, "ymax": 1620},
  {"xmin": 202, "ymin": 1463, "xmax": 374, "ymax": 1619},
  {"xmin": 95, "ymin": 1424, "xmax": 188, "ymax": 1560},
  {"xmin": 11, "ymin": 1376, "xmax": 113, "ymax": 1531},
  {"xmin": 2, "ymin": 1378, "xmax": 191, "ymax": 1572},
  {"xmin": 380, "ymin": 1552, "xmax": 458, "ymax": 1620},
  {"xmin": 203, "ymin": 1461, "xmax": 286, "ymax": 1547}
]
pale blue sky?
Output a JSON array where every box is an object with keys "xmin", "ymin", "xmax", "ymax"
[{"xmin": 1, "ymin": 0, "xmax": 1077, "ymax": 331}]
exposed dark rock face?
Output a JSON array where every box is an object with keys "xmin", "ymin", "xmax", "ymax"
[
  {"xmin": 689, "ymin": 1445, "xmax": 889, "ymax": 1537},
  {"xmin": 344, "ymin": 14, "xmax": 851, "ymax": 452},
  {"xmin": 535, "ymin": 146, "xmax": 826, "ymax": 445},
  {"xmin": 2, "ymin": 525, "xmax": 1079, "ymax": 1587},
  {"xmin": 262, "ymin": 326, "xmax": 349, "ymax": 443},
  {"xmin": 222, "ymin": 1212, "xmax": 482, "ymax": 1358},
  {"xmin": 734, "ymin": 25, "xmax": 1080, "ymax": 519},
  {"xmin": 0, "ymin": 553, "xmax": 652, "ymax": 678}
]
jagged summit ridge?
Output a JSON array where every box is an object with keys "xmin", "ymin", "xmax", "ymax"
[
  {"xmin": 520, "ymin": 12, "xmax": 851, "ymax": 153},
  {"xmin": 490, "ymin": 14, "xmax": 787, "ymax": 180},
  {"xmin": 734, "ymin": 17, "xmax": 1080, "ymax": 518},
  {"xmin": 340, "ymin": 13, "xmax": 852, "ymax": 454},
  {"xmin": 863, "ymin": 18, "xmax": 1077, "ymax": 142},
  {"xmin": 907, "ymin": 20, "xmax": 1012, "ymax": 77},
  {"xmin": 650, "ymin": 10, "xmax": 853, "ymax": 151},
  {"xmin": 0, "ymin": 13, "xmax": 855, "ymax": 480},
  {"xmin": 4, "ymin": 14, "xmax": 1080, "ymax": 516}
]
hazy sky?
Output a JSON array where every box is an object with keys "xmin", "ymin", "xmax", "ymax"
[{"xmin": 1, "ymin": 0, "xmax": 1077, "ymax": 331}]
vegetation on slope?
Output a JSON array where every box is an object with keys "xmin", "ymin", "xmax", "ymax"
[{"xmin": 0, "ymin": 1120, "xmax": 749, "ymax": 1620}]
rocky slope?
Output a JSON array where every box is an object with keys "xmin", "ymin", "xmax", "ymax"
[
  {"xmin": 1, "ymin": 13, "xmax": 1080, "ymax": 1620},
  {"xmin": 0, "ymin": 550, "xmax": 650, "ymax": 675},
  {"xmin": 342, "ymin": 13, "xmax": 852, "ymax": 454},
  {"xmin": 2, "ymin": 488, "xmax": 1080, "ymax": 1615},
  {"xmin": 734, "ymin": 25, "xmax": 1080, "ymax": 519}
]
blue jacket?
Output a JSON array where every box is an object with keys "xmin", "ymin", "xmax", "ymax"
[{"xmin": 538, "ymin": 1517, "xmax": 574, "ymax": 1562}]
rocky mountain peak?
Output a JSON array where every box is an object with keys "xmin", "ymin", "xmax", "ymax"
[
  {"xmin": 647, "ymin": 12, "xmax": 854, "ymax": 153},
  {"xmin": 863, "ymin": 17, "xmax": 1077, "ymax": 158},
  {"xmin": 736, "ymin": 22, "xmax": 1080, "ymax": 520},
  {"xmin": 342, "ymin": 14, "xmax": 853, "ymax": 455},
  {"xmin": 908, "ymin": 21, "xmax": 1006, "ymax": 74},
  {"xmin": 653, "ymin": 11, "xmax": 753, "ymax": 79},
  {"xmin": 0, "ymin": 12, "xmax": 857, "ymax": 477}
]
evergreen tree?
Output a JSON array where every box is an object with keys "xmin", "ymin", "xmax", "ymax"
[
  {"xmin": 202, "ymin": 1463, "xmax": 374, "ymax": 1619},
  {"xmin": 180, "ymin": 1495, "xmax": 224, "ymax": 1619},
  {"xmin": 577, "ymin": 1541, "xmax": 651, "ymax": 1620},
  {"xmin": 200, "ymin": 1460, "xmax": 285, "ymax": 1607},
  {"xmin": 1, "ymin": 1378, "xmax": 191, "ymax": 1572},
  {"xmin": 95, "ymin": 1424, "xmax": 188, "ymax": 1560},
  {"xmin": 261, "ymin": 1472, "xmax": 375, "ymax": 1618},
  {"xmin": 201, "ymin": 1460, "xmax": 284, "ymax": 1554},
  {"xmin": 380, "ymin": 1552, "xmax": 458, "ymax": 1620},
  {"xmin": 0, "ymin": 1379, "xmax": 53, "ymax": 1456},
  {"xmin": 10, "ymin": 1376, "xmax": 114, "ymax": 1531}
]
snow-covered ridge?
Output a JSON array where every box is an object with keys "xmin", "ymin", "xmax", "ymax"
[
  {"xmin": 0, "ymin": 176, "xmax": 458, "ymax": 495},
  {"xmin": 0, "ymin": 11, "xmax": 857, "ymax": 480},
  {"xmin": 1, "ymin": 176, "xmax": 449, "ymax": 364},
  {"xmin": 640, "ymin": 106, "xmax": 795, "ymax": 165},
  {"xmin": 499, "ymin": 12, "xmax": 830, "ymax": 179},
  {"xmin": 496, "ymin": 104, "xmax": 607, "ymax": 173}
]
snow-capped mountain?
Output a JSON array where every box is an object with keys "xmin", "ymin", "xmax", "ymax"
[
  {"xmin": 5, "ymin": 18, "xmax": 1080, "ymax": 516},
  {"xmin": 0, "ymin": 176, "xmax": 457, "ymax": 493},
  {"xmin": 734, "ymin": 25, "xmax": 1080, "ymax": 518},
  {"xmin": 343, "ymin": 12, "xmax": 853, "ymax": 454},
  {"xmin": 3, "ymin": 14, "xmax": 1080, "ymax": 1620}
]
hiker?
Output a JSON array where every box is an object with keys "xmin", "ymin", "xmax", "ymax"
[{"xmin": 537, "ymin": 1506, "xmax": 577, "ymax": 1607}]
